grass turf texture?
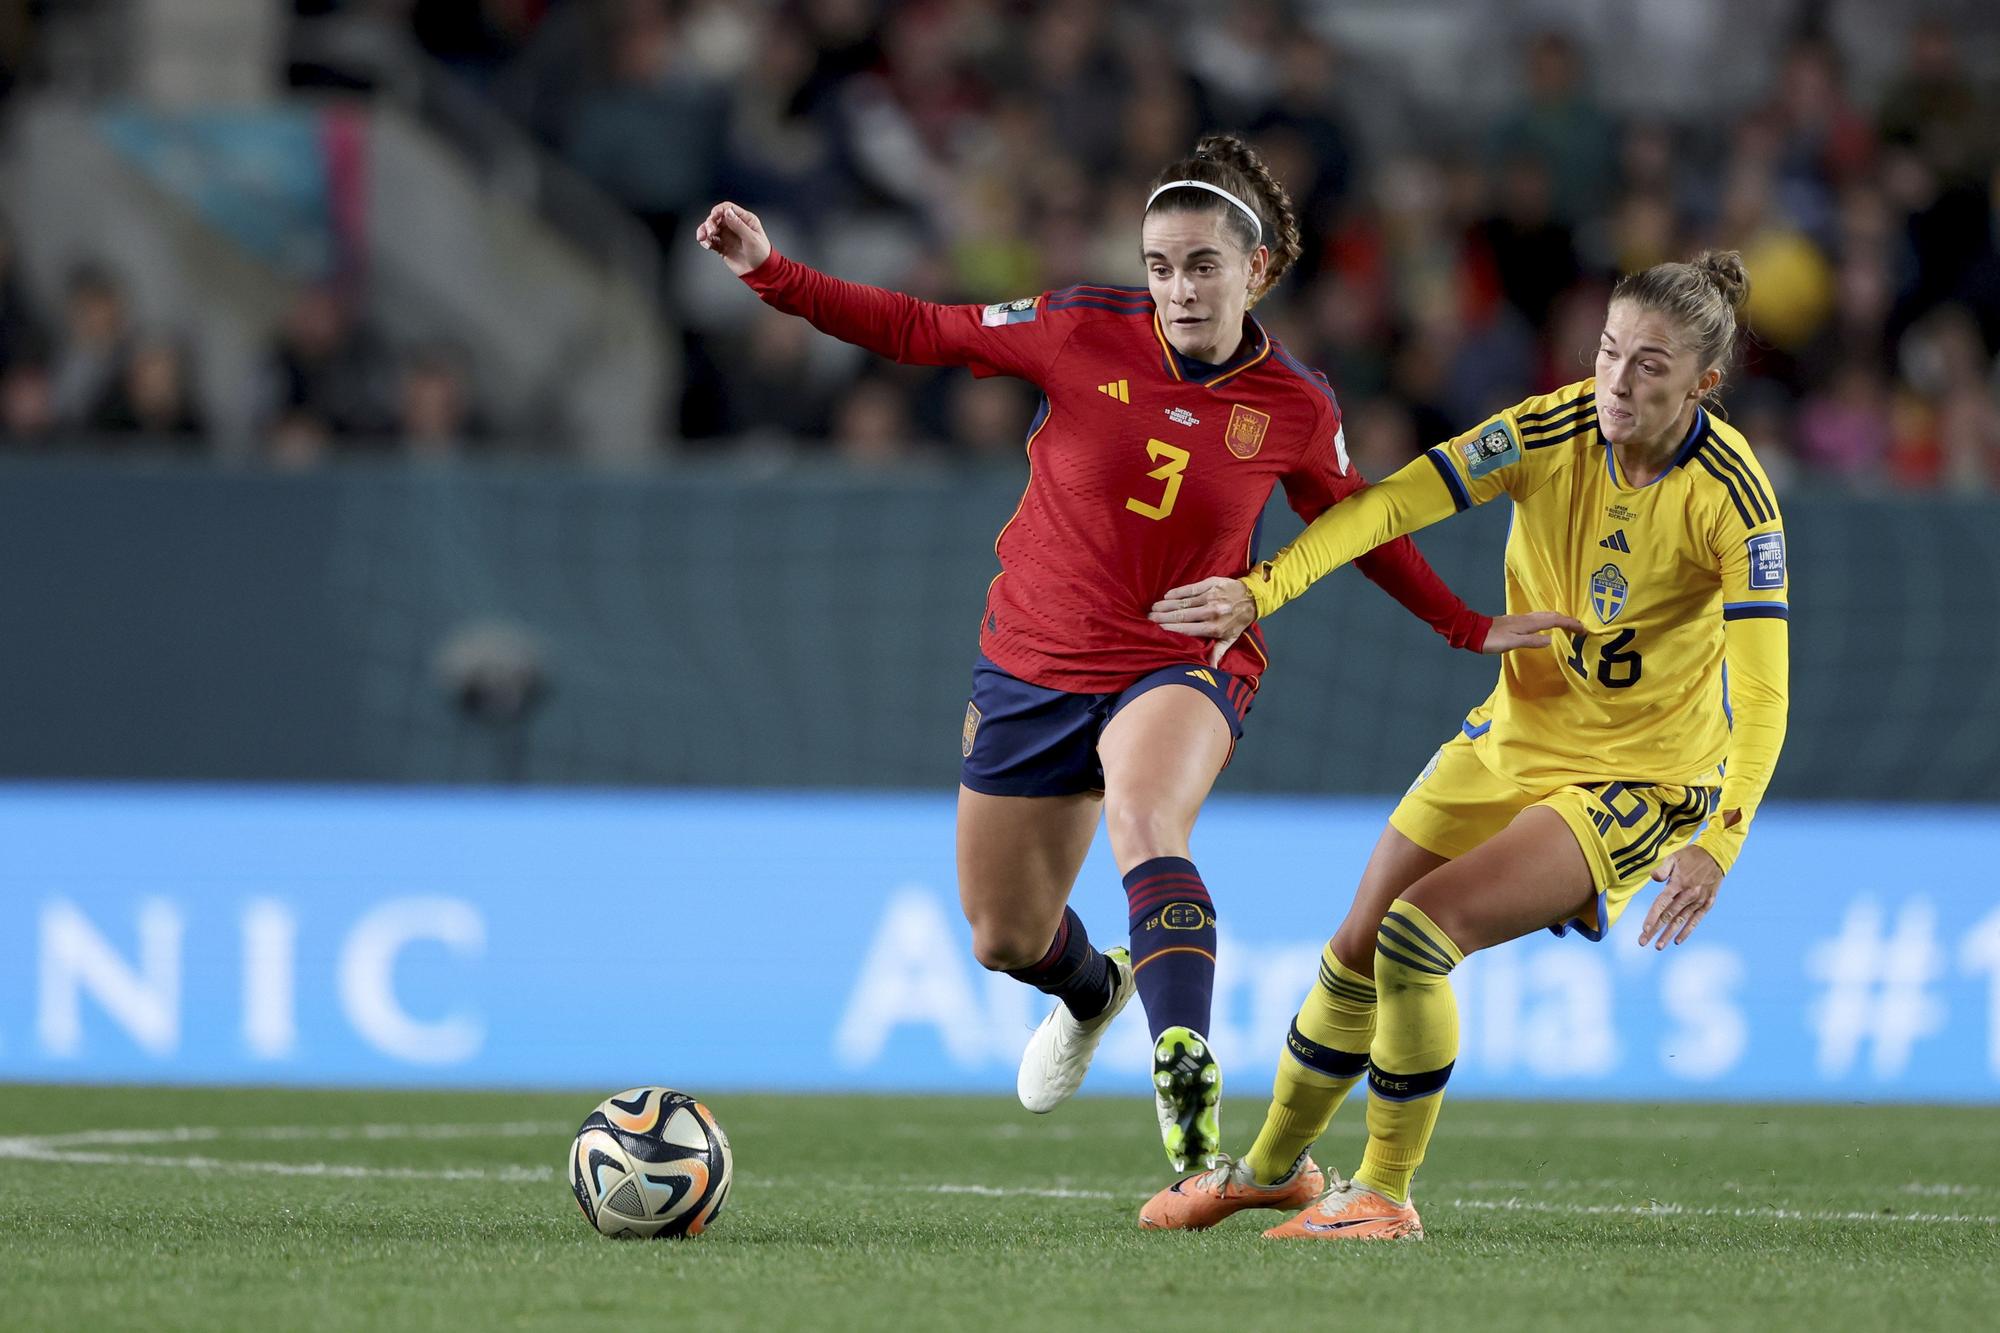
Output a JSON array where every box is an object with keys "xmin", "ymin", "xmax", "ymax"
[{"xmin": 2, "ymin": 1087, "xmax": 1996, "ymax": 1331}]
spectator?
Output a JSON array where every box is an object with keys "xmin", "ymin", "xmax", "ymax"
[
  {"xmin": 1878, "ymin": 17, "xmax": 1991, "ymax": 186},
  {"xmin": 830, "ymin": 373, "xmax": 920, "ymax": 467},
  {"xmin": 561, "ymin": 0, "xmax": 727, "ymax": 254},
  {"xmin": 50, "ymin": 263, "xmax": 129, "ymax": 427},
  {"xmin": 716, "ymin": 314, "xmax": 837, "ymax": 445},
  {"xmin": 0, "ymin": 221, "xmax": 44, "ymax": 372},
  {"xmin": 1477, "ymin": 154, "xmax": 1581, "ymax": 331},
  {"xmin": 1715, "ymin": 156, "xmax": 1835, "ymax": 365},
  {"xmin": 1341, "ymin": 394, "xmax": 1421, "ymax": 479},
  {"xmin": 262, "ymin": 284, "xmax": 394, "ymax": 440},
  {"xmin": 409, "ymin": 0, "xmax": 545, "ymax": 86},
  {"xmin": 0, "ymin": 352, "xmax": 56, "ymax": 448},
  {"xmin": 946, "ymin": 376, "xmax": 1034, "ymax": 461},
  {"xmin": 266, "ymin": 408, "xmax": 337, "ymax": 471},
  {"xmin": 398, "ymin": 346, "xmax": 486, "ymax": 458},
  {"xmin": 1763, "ymin": 36, "xmax": 1876, "ymax": 240},
  {"xmin": 90, "ymin": 336, "xmax": 206, "ymax": 446},
  {"xmin": 1488, "ymin": 32, "xmax": 1618, "ymax": 227},
  {"xmin": 1795, "ymin": 358, "xmax": 1892, "ymax": 481}
]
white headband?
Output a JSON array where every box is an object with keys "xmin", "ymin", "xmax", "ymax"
[{"xmin": 1146, "ymin": 179, "xmax": 1263, "ymax": 240}]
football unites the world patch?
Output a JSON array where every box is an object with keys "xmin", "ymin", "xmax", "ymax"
[
  {"xmin": 981, "ymin": 297, "xmax": 1038, "ymax": 326},
  {"xmin": 1746, "ymin": 532, "xmax": 1787, "ymax": 590},
  {"xmin": 1461, "ymin": 418, "xmax": 1521, "ymax": 478},
  {"xmin": 1225, "ymin": 403, "xmax": 1271, "ymax": 459},
  {"xmin": 1590, "ymin": 563, "xmax": 1629, "ymax": 624}
]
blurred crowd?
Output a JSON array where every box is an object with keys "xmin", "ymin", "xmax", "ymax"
[
  {"xmin": 6, "ymin": 0, "xmax": 2000, "ymax": 489},
  {"xmin": 0, "ymin": 240, "xmax": 485, "ymax": 462},
  {"xmin": 437, "ymin": 0, "xmax": 2000, "ymax": 489}
]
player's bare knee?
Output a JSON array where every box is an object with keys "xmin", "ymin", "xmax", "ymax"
[
  {"xmin": 1329, "ymin": 925, "xmax": 1376, "ymax": 979},
  {"xmin": 968, "ymin": 925, "xmax": 1043, "ymax": 972},
  {"xmin": 1102, "ymin": 802, "xmax": 1188, "ymax": 865}
]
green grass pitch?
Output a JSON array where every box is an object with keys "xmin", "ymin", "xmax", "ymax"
[{"xmin": 2, "ymin": 1085, "xmax": 1996, "ymax": 1331}]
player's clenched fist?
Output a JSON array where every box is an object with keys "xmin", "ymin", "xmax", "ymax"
[{"xmin": 695, "ymin": 202, "xmax": 772, "ymax": 277}]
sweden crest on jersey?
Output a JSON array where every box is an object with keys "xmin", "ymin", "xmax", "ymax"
[{"xmin": 1590, "ymin": 563, "xmax": 1629, "ymax": 623}]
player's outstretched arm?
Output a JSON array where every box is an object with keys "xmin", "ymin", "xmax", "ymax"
[
  {"xmin": 695, "ymin": 201, "xmax": 772, "ymax": 277},
  {"xmin": 696, "ymin": 199, "xmax": 1060, "ymax": 382},
  {"xmin": 1151, "ymin": 578, "xmax": 1580, "ymax": 666}
]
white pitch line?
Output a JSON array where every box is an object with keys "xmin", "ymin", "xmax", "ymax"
[
  {"xmin": 0, "ymin": 1143, "xmax": 555, "ymax": 1184},
  {"xmin": 1445, "ymin": 1196, "xmax": 2000, "ymax": 1227},
  {"xmin": 921, "ymin": 1183, "xmax": 1119, "ymax": 1200},
  {"xmin": 4, "ymin": 1123, "xmax": 1995, "ymax": 1228},
  {"xmin": 25, "ymin": 1121, "xmax": 571, "ymax": 1149}
]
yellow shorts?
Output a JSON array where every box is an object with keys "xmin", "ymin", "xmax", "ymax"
[{"xmin": 1388, "ymin": 729, "xmax": 1719, "ymax": 940}]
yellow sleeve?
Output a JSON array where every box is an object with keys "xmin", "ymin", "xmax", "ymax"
[
  {"xmin": 1243, "ymin": 382, "xmax": 1589, "ymax": 617},
  {"xmin": 1242, "ymin": 454, "xmax": 1460, "ymax": 617},
  {"xmin": 1692, "ymin": 519, "xmax": 1790, "ymax": 873}
]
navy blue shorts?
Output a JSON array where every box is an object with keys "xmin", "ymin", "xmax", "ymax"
[{"xmin": 959, "ymin": 656, "xmax": 1254, "ymax": 798}]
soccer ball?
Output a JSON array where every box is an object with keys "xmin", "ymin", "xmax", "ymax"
[{"xmin": 569, "ymin": 1087, "xmax": 733, "ymax": 1239}]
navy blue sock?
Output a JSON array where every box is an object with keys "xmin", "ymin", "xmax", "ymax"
[
  {"xmin": 1005, "ymin": 907, "xmax": 1113, "ymax": 1021},
  {"xmin": 1123, "ymin": 856, "xmax": 1217, "ymax": 1041}
]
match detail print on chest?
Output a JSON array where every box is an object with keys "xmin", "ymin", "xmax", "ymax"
[{"xmin": 1103, "ymin": 381, "xmax": 1271, "ymax": 523}]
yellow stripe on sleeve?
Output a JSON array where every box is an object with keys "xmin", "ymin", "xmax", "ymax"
[{"xmin": 1243, "ymin": 455, "xmax": 1462, "ymax": 619}]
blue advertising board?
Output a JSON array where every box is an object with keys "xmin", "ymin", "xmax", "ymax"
[{"xmin": 1, "ymin": 786, "xmax": 1994, "ymax": 1100}]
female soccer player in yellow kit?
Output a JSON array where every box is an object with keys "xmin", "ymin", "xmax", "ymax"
[{"xmin": 1136, "ymin": 251, "xmax": 1789, "ymax": 1239}]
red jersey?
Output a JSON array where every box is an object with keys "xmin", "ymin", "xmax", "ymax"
[{"xmin": 742, "ymin": 254, "xmax": 1490, "ymax": 692}]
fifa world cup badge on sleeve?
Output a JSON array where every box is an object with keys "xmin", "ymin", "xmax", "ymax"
[
  {"xmin": 981, "ymin": 297, "xmax": 1038, "ymax": 327},
  {"xmin": 1225, "ymin": 404, "xmax": 1271, "ymax": 459},
  {"xmin": 1746, "ymin": 532, "xmax": 1786, "ymax": 590},
  {"xmin": 1461, "ymin": 419, "xmax": 1520, "ymax": 478}
]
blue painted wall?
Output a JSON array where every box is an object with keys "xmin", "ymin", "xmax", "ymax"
[{"xmin": 4, "ymin": 786, "xmax": 1993, "ymax": 1100}]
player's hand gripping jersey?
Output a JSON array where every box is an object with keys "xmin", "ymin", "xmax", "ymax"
[
  {"xmin": 742, "ymin": 253, "xmax": 1490, "ymax": 692},
  {"xmin": 1245, "ymin": 379, "xmax": 1789, "ymax": 872}
]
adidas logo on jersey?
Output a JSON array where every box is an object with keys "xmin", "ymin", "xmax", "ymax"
[
  {"xmin": 1599, "ymin": 529, "xmax": 1631, "ymax": 552},
  {"xmin": 1184, "ymin": 668, "xmax": 1217, "ymax": 686},
  {"xmin": 1097, "ymin": 379, "xmax": 1130, "ymax": 403}
]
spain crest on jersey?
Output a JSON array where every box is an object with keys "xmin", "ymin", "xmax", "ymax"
[
  {"xmin": 1590, "ymin": 563, "xmax": 1629, "ymax": 623},
  {"xmin": 1225, "ymin": 404, "xmax": 1270, "ymax": 459}
]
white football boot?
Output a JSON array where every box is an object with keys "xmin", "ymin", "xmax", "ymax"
[{"xmin": 1016, "ymin": 947, "xmax": 1136, "ymax": 1113}]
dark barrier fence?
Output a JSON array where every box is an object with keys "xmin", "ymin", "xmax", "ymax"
[{"xmin": 4, "ymin": 458, "xmax": 1994, "ymax": 799}]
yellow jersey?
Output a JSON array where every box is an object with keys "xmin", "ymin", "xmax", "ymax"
[{"xmin": 1246, "ymin": 378, "xmax": 1788, "ymax": 873}]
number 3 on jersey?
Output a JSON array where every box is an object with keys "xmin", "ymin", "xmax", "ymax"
[{"xmin": 1125, "ymin": 438, "xmax": 1190, "ymax": 521}]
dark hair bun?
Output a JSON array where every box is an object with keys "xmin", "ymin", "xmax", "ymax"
[{"xmin": 1694, "ymin": 250, "xmax": 1750, "ymax": 313}]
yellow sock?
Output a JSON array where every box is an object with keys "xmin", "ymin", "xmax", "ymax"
[
  {"xmin": 1355, "ymin": 902, "xmax": 1464, "ymax": 1205},
  {"xmin": 1244, "ymin": 944, "xmax": 1374, "ymax": 1184}
]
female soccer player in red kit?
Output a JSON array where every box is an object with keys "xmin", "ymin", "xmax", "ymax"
[{"xmin": 697, "ymin": 135, "xmax": 1575, "ymax": 1171}]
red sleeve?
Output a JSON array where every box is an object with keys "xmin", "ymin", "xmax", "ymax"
[
  {"xmin": 741, "ymin": 252, "xmax": 1067, "ymax": 384},
  {"xmin": 1281, "ymin": 403, "xmax": 1492, "ymax": 653}
]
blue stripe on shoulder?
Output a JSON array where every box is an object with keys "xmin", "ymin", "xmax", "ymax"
[
  {"xmin": 1040, "ymin": 282, "xmax": 1152, "ymax": 302},
  {"xmin": 1268, "ymin": 343, "xmax": 1340, "ymax": 411},
  {"xmin": 1045, "ymin": 296, "xmax": 1153, "ymax": 315}
]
